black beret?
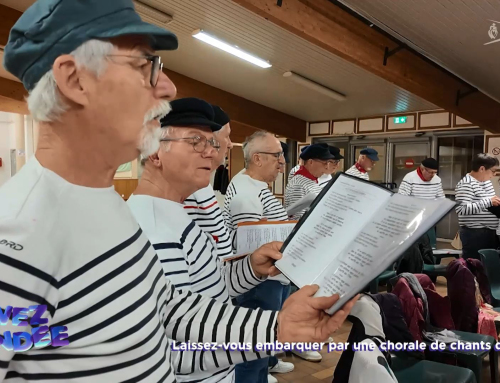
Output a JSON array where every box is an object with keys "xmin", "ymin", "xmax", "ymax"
[
  {"xmin": 161, "ymin": 98, "xmax": 222, "ymax": 131},
  {"xmin": 328, "ymin": 145, "xmax": 344, "ymax": 160},
  {"xmin": 421, "ymin": 157, "xmax": 438, "ymax": 170},
  {"xmin": 301, "ymin": 143, "xmax": 336, "ymax": 161},
  {"xmin": 212, "ymin": 105, "xmax": 230, "ymax": 127}
]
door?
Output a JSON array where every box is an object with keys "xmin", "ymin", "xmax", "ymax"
[{"xmin": 389, "ymin": 141, "xmax": 431, "ymax": 190}]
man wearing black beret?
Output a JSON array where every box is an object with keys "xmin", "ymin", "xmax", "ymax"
[
  {"xmin": 318, "ymin": 145, "xmax": 344, "ymax": 188},
  {"xmin": 398, "ymin": 158, "xmax": 445, "ymax": 200},
  {"xmin": 129, "ymin": 98, "xmax": 286, "ymax": 382},
  {"xmin": 0, "ymin": 1, "xmax": 357, "ymax": 381},
  {"xmin": 285, "ymin": 143, "xmax": 334, "ymax": 220},
  {"xmin": 183, "ymin": 104, "xmax": 233, "ymax": 259}
]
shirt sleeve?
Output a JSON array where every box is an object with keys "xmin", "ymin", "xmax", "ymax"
[
  {"xmin": 436, "ymin": 182, "xmax": 446, "ymax": 199},
  {"xmin": 455, "ymin": 181, "xmax": 492, "ymax": 215},
  {"xmin": 0, "ymin": 219, "xmax": 60, "ymax": 379},
  {"xmin": 221, "ymin": 256, "xmax": 264, "ymax": 298},
  {"xmin": 164, "ymin": 283, "xmax": 278, "ymax": 375},
  {"xmin": 398, "ymin": 177, "xmax": 412, "ymax": 196}
]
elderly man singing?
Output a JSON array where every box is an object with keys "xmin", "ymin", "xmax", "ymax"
[
  {"xmin": 128, "ymin": 98, "xmax": 284, "ymax": 382},
  {"xmin": 0, "ymin": 0, "xmax": 358, "ymax": 381}
]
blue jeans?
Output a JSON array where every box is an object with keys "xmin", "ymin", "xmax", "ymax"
[{"xmin": 234, "ymin": 280, "xmax": 291, "ymax": 383}]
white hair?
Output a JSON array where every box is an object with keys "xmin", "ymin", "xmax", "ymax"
[
  {"xmin": 242, "ymin": 130, "xmax": 272, "ymax": 168},
  {"xmin": 27, "ymin": 39, "xmax": 114, "ymax": 122}
]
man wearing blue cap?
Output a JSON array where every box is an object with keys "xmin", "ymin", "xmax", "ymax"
[
  {"xmin": 183, "ymin": 105, "xmax": 233, "ymax": 259},
  {"xmin": 346, "ymin": 148, "xmax": 379, "ymax": 181},
  {"xmin": 0, "ymin": 1, "xmax": 358, "ymax": 381},
  {"xmin": 285, "ymin": 143, "xmax": 334, "ymax": 220}
]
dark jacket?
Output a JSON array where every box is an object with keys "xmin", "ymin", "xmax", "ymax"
[
  {"xmin": 446, "ymin": 258, "xmax": 491, "ymax": 333},
  {"xmin": 416, "ymin": 274, "xmax": 455, "ymax": 330}
]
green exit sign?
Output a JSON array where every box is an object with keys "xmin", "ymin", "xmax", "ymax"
[{"xmin": 394, "ymin": 116, "xmax": 407, "ymax": 124}]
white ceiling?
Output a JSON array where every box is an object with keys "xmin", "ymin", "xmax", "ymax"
[
  {"xmin": 339, "ymin": 0, "xmax": 500, "ymax": 103},
  {"xmin": 0, "ymin": 0, "xmax": 438, "ymax": 121}
]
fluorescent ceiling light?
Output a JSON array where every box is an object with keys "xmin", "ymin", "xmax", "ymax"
[
  {"xmin": 192, "ymin": 29, "xmax": 271, "ymax": 69},
  {"xmin": 283, "ymin": 71, "xmax": 346, "ymax": 101}
]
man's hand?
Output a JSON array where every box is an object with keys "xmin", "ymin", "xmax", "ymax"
[
  {"xmin": 491, "ymin": 196, "xmax": 500, "ymax": 206},
  {"xmin": 249, "ymin": 241, "xmax": 283, "ymax": 278},
  {"xmin": 276, "ymin": 285, "xmax": 359, "ymax": 343}
]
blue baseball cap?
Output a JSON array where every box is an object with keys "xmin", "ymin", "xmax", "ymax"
[
  {"xmin": 360, "ymin": 148, "xmax": 379, "ymax": 161},
  {"xmin": 3, "ymin": 0, "xmax": 178, "ymax": 91},
  {"xmin": 328, "ymin": 145, "xmax": 344, "ymax": 160}
]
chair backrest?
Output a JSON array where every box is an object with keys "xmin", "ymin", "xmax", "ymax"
[{"xmin": 478, "ymin": 249, "xmax": 500, "ymax": 289}]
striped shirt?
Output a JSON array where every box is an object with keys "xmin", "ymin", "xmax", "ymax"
[
  {"xmin": 398, "ymin": 170, "xmax": 445, "ymax": 200},
  {"xmin": 223, "ymin": 170, "xmax": 289, "ymax": 284},
  {"xmin": 284, "ymin": 171, "xmax": 322, "ymax": 220},
  {"xmin": 455, "ymin": 174, "xmax": 498, "ymax": 230},
  {"xmin": 319, "ymin": 174, "xmax": 332, "ymax": 188},
  {"xmin": 184, "ymin": 185, "xmax": 232, "ymax": 259},
  {"xmin": 128, "ymin": 195, "xmax": 264, "ymax": 383},
  {"xmin": 346, "ymin": 164, "xmax": 370, "ymax": 181},
  {"xmin": 289, "ymin": 165, "xmax": 300, "ymax": 179},
  {"xmin": 0, "ymin": 158, "xmax": 277, "ymax": 382}
]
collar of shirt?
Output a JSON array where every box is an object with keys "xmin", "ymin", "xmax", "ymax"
[
  {"xmin": 296, "ymin": 166, "xmax": 318, "ymax": 183},
  {"xmin": 416, "ymin": 166, "xmax": 427, "ymax": 182},
  {"xmin": 355, "ymin": 162, "xmax": 367, "ymax": 173}
]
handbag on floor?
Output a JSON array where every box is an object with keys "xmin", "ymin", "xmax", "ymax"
[{"xmin": 451, "ymin": 231, "xmax": 462, "ymax": 250}]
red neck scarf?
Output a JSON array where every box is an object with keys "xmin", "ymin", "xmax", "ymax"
[
  {"xmin": 296, "ymin": 166, "xmax": 318, "ymax": 183},
  {"xmin": 355, "ymin": 162, "xmax": 367, "ymax": 173},
  {"xmin": 416, "ymin": 167, "xmax": 427, "ymax": 182}
]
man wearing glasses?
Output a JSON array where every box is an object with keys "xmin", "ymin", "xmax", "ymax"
[
  {"xmin": 0, "ymin": 1, "xmax": 359, "ymax": 381},
  {"xmin": 128, "ymin": 98, "xmax": 285, "ymax": 382},
  {"xmin": 223, "ymin": 131, "xmax": 303, "ymax": 382},
  {"xmin": 398, "ymin": 158, "xmax": 445, "ymax": 200},
  {"xmin": 319, "ymin": 146, "xmax": 344, "ymax": 188},
  {"xmin": 285, "ymin": 143, "xmax": 335, "ymax": 220},
  {"xmin": 346, "ymin": 147, "xmax": 379, "ymax": 181}
]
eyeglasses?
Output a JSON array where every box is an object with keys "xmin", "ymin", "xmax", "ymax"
[
  {"xmin": 160, "ymin": 135, "xmax": 220, "ymax": 153},
  {"xmin": 327, "ymin": 160, "xmax": 340, "ymax": 165},
  {"xmin": 107, "ymin": 55, "xmax": 163, "ymax": 87},
  {"xmin": 257, "ymin": 151, "xmax": 284, "ymax": 159},
  {"xmin": 422, "ymin": 167, "xmax": 438, "ymax": 175}
]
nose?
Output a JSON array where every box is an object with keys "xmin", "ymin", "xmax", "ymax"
[
  {"xmin": 155, "ymin": 71, "xmax": 177, "ymax": 100},
  {"xmin": 227, "ymin": 137, "xmax": 234, "ymax": 150}
]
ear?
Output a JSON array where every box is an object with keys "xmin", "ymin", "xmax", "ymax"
[
  {"xmin": 253, "ymin": 153, "xmax": 261, "ymax": 167},
  {"xmin": 52, "ymin": 54, "xmax": 90, "ymax": 107},
  {"xmin": 149, "ymin": 152, "xmax": 162, "ymax": 168}
]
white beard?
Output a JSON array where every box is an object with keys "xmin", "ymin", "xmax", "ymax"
[{"xmin": 138, "ymin": 100, "xmax": 171, "ymax": 157}]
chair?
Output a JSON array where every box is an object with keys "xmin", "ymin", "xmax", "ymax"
[
  {"xmin": 424, "ymin": 331, "xmax": 498, "ymax": 383},
  {"xmin": 369, "ymin": 262, "xmax": 397, "ymax": 294},
  {"xmin": 422, "ymin": 263, "xmax": 447, "ymax": 281},
  {"xmin": 478, "ymin": 249, "xmax": 500, "ymax": 307},
  {"xmin": 391, "ymin": 354, "xmax": 476, "ymax": 383},
  {"xmin": 433, "ymin": 249, "xmax": 461, "ymax": 265}
]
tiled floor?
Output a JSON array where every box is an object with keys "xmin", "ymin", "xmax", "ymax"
[{"xmin": 273, "ymin": 256, "xmax": 497, "ymax": 383}]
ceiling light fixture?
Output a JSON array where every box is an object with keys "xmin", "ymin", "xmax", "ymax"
[
  {"xmin": 283, "ymin": 71, "xmax": 346, "ymax": 101},
  {"xmin": 192, "ymin": 29, "xmax": 272, "ymax": 69}
]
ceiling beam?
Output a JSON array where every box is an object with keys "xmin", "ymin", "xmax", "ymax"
[
  {"xmin": 165, "ymin": 69, "xmax": 306, "ymax": 141},
  {"xmin": 232, "ymin": 0, "xmax": 500, "ymax": 132},
  {"xmin": 0, "ymin": 4, "xmax": 305, "ymax": 141},
  {"xmin": 0, "ymin": 4, "xmax": 21, "ymax": 47}
]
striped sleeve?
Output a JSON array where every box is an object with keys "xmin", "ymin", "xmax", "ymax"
[
  {"xmin": 227, "ymin": 193, "xmax": 263, "ymax": 248},
  {"xmin": 164, "ymin": 284, "xmax": 278, "ymax": 374},
  {"xmin": 0, "ymin": 229, "xmax": 59, "ymax": 379},
  {"xmin": 222, "ymin": 256, "xmax": 263, "ymax": 298},
  {"xmin": 455, "ymin": 181, "xmax": 492, "ymax": 216},
  {"xmin": 398, "ymin": 179, "xmax": 412, "ymax": 196},
  {"xmin": 436, "ymin": 182, "xmax": 445, "ymax": 199}
]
